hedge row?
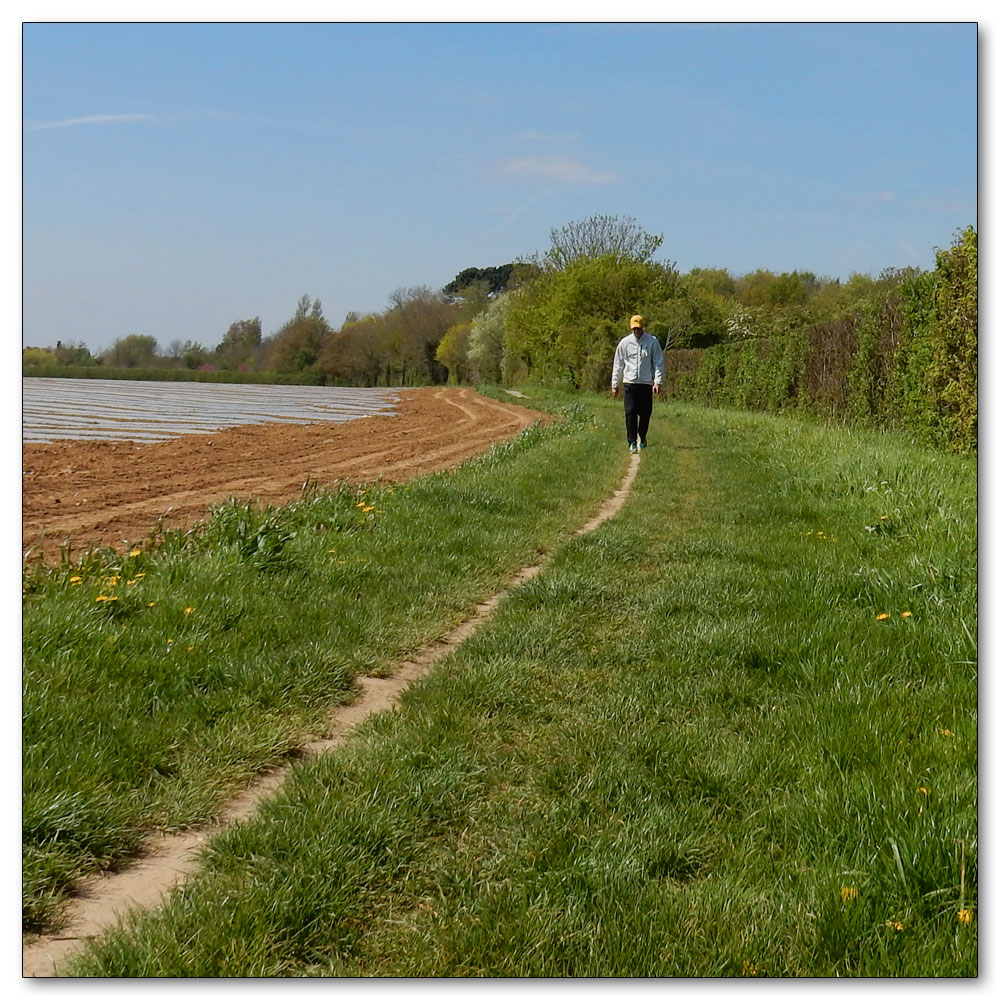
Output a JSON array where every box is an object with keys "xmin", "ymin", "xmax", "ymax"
[{"xmin": 664, "ymin": 227, "xmax": 977, "ymax": 455}]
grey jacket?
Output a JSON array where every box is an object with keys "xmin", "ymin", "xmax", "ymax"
[{"xmin": 611, "ymin": 331, "xmax": 664, "ymax": 389}]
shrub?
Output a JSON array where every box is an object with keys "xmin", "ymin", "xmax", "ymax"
[{"xmin": 657, "ymin": 229, "xmax": 977, "ymax": 455}]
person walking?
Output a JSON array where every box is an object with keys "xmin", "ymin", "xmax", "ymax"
[{"xmin": 610, "ymin": 315, "xmax": 665, "ymax": 454}]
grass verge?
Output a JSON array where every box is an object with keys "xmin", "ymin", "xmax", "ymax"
[
  {"xmin": 67, "ymin": 398, "xmax": 976, "ymax": 977},
  {"xmin": 23, "ymin": 390, "xmax": 621, "ymax": 933}
]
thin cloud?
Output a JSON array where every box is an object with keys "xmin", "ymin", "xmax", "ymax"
[
  {"xmin": 501, "ymin": 155, "xmax": 616, "ymax": 185},
  {"xmin": 850, "ymin": 190, "xmax": 897, "ymax": 205},
  {"xmin": 519, "ymin": 130, "xmax": 582, "ymax": 142},
  {"xmin": 914, "ymin": 195, "xmax": 973, "ymax": 214},
  {"xmin": 485, "ymin": 186, "xmax": 564, "ymax": 236},
  {"xmin": 26, "ymin": 114, "xmax": 157, "ymax": 132}
]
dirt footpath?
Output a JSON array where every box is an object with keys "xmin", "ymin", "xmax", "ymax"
[{"xmin": 22, "ymin": 386, "xmax": 542, "ymax": 563}]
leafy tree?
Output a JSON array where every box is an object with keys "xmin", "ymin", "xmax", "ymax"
[
  {"xmin": 443, "ymin": 264, "xmax": 515, "ymax": 298},
  {"xmin": 734, "ymin": 270, "xmax": 778, "ymax": 308},
  {"xmin": 53, "ymin": 340, "xmax": 95, "ymax": 365},
  {"xmin": 686, "ymin": 267, "xmax": 737, "ymax": 298},
  {"xmin": 450, "ymin": 281, "xmax": 493, "ymax": 321},
  {"xmin": 468, "ymin": 292, "xmax": 513, "ymax": 384},
  {"xmin": 102, "ymin": 334, "xmax": 159, "ymax": 368},
  {"xmin": 766, "ymin": 271, "xmax": 819, "ymax": 306},
  {"xmin": 178, "ymin": 340, "xmax": 213, "ymax": 370},
  {"xmin": 504, "ymin": 253, "xmax": 678, "ymax": 389},
  {"xmin": 435, "ymin": 322, "xmax": 472, "ymax": 383},
  {"xmin": 216, "ymin": 317, "xmax": 262, "ymax": 370},
  {"xmin": 733, "ymin": 269, "xmax": 835, "ymax": 311},
  {"xmin": 320, "ymin": 316, "xmax": 386, "ymax": 386},
  {"xmin": 265, "ymin": 296, "xmax": 331, "ymax": 376},
  {"xmin": 383, "ymin": 286, "xmax": 461, "ymax": 384},
  {"xmin": 294, "ymin": 294, "xmax": 326, "ymax": 322},
  {"xmin": 23, "ymin": 341, "xmax": 95, "ymax": 369},
  {"xmin": 660, "ymin": 275, "xmax": 732, "ymax": 349},
  {"xmin": 22, "ymin": 347, "xmax": 57, "ymax": 367}
]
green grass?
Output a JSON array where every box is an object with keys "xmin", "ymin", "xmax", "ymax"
[
  {"xmin": 22, "ymin": 391, "xmax": 621, "ymax": 933},
  {"xmin": 29, "ymin": 394, "xmax": 978, "ymax": 976}
]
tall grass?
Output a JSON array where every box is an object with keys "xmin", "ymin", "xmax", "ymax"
[
  {"xmin": 22, "ymin": 395, "xmax": 621, "ymax": 933},
  {"xmin": 64, "ymin": 397, "xmax": 976, "ymax": 977}
]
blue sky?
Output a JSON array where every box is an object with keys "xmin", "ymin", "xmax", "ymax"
[{"xmin": 21, "ymin": 19, "xmax": 978, "ymax": 354}]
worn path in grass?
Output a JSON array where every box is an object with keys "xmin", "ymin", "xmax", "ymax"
[{"xmin": 22, "ymin": 447, "xmax": 642, "ymax": 977}]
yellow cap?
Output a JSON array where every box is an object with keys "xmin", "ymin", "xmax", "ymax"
[{"xmin": 630, "ymin": 315, "xmax": 644, "ymax": 329}]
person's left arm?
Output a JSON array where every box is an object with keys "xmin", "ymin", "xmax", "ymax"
[{"xmin": 651, "ymin": 335, "xmax": 665, "ymax": 394}]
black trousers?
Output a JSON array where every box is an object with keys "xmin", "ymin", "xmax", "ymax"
[{"xmin": 623, "ymin": 383, "xmax": 653, "ymax": 444}]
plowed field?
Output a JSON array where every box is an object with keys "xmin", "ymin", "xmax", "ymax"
[{"xmin": 22, "ymin": 386, "xmax": 542, "ymax": 562}]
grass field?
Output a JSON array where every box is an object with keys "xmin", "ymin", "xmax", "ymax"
[
  {"xmin": 24, "ymin": 390, "xmax": 977, "ymax": 976},
  {"xmin": 22, "ymin": 393, "xmax": 621, "ymax": 933}
]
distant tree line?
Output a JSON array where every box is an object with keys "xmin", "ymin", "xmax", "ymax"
[{"xmin": 23, "ymin": 213, "xmax": 976, "ymax": 452}]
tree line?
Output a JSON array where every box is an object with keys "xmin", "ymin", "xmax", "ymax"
[
  {"xmin": 23, "ymin": 213, "xmax": 976, "ymax": 452},
  {"xmin": 20, "ymin": 214, "xmax": 884, "ymax": 386}
]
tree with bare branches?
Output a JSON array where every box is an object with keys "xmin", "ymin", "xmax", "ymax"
[{"xmin": 544, "ymin": 214, "xmax": 664, "ymax": 270}]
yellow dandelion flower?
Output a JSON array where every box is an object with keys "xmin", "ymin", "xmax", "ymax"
[
  {"xmin": 69, "ymin": 576, "xmax": 82, "ymax": 585},
  {"xmin": 95, "ymin": 594, "xmax": 118, "ymax": 602},
  {"xmin": 876, "ymin": 613, "xmax": 890, "ymax": 621},
  {"xmin": 147, "ymin": 602, "xmax": 156, "ymax": 607},
  {"xmin": 129, "ymin": 548, "xmax": 141, "ymax": 557},
  {"xmin": 901, "ymin": 610, "xmax": 912, "ymax": 618},
  {"xmin": 166, "ymin": 638, "xmax": 174, "ymax": 644},
  {"xmin": 126, "ymin": 579, "xmax": 138, "ymax": 586},
  {"xmin": 183, "ymin": 606, "xmax": 194, "ymax": 615},
  {"xmin": 885, "ymin": 920, "xmax": 904, "ymax": 932},
  {"xmin": 937, "ymin": 728, "xmax": 953, "ymax": 737},
  {"xmin": 957, "ymin": 909, "xmax": 972, "ymax": 925},
  {"xmin": 917, "ymin": 786, "xmax": 929, "ymax": 796},
  {"xmin": 840, "ymin": 886, "xmax": 858, "ymax": 903}
]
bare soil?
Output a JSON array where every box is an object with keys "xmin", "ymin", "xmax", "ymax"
[{"xmin": 22, "ymin": 386, "xmax": 542, "ymax": 562}]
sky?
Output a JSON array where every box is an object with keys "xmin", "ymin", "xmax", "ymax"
[
  {"xmin": 7, "ymin": 14, "xmax": 996, "ymax": 975},
  {"xmin": 20, "ymin": 18, "xmax": 979, "ymax": 354}
]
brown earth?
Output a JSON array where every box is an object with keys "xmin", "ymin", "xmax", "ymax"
[{"xmin": 22, "ymin": 386, "xmax": 543, "ymax": 563}]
